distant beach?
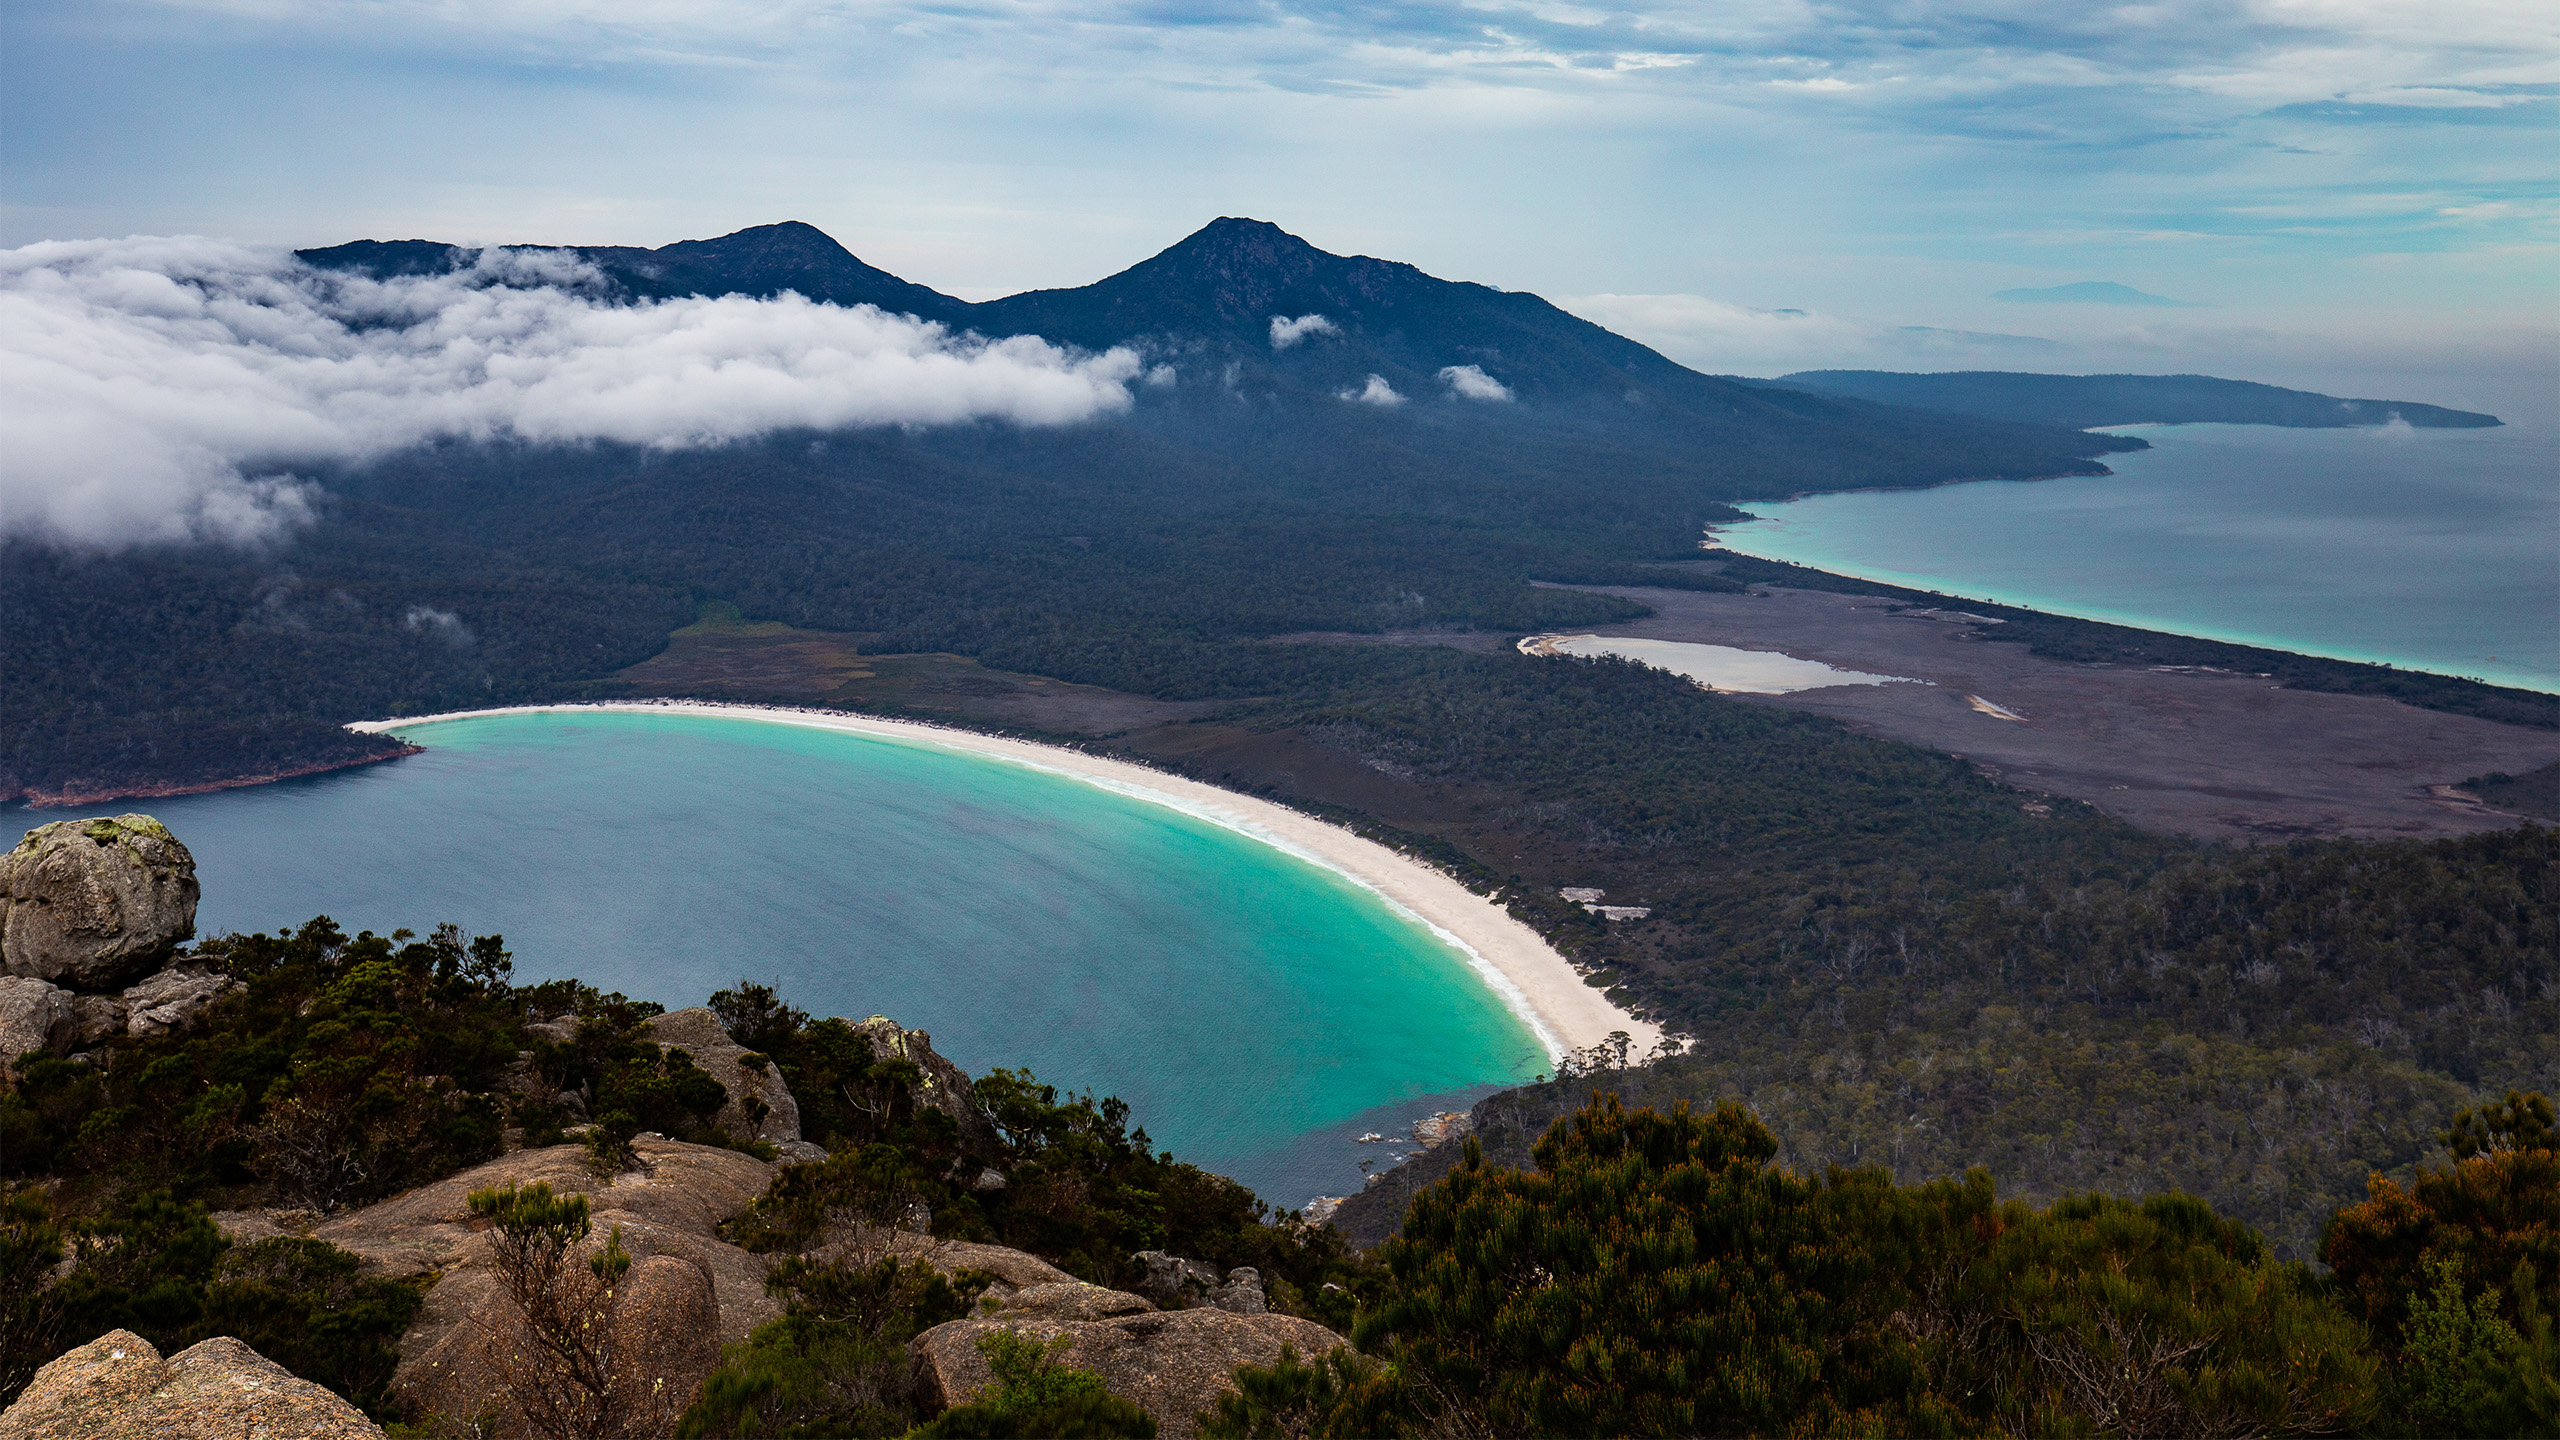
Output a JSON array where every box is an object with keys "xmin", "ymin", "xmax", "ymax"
[{"xmin": 350, "ymin": 700, "xmax": 1658, "ymax": 1063}]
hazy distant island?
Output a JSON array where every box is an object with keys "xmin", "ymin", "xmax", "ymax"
[{"xmin": 1766, "ymin": 369, "xmax": 2504, "ymax": 429}]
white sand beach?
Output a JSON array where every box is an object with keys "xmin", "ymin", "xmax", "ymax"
[{"xmin": 349, "ymin": 701, "xmax": 1660, "ymax": 1063}]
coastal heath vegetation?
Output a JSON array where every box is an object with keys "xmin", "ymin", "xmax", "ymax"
[
  {"xmin": 7, "ymin": 910, "xmax": 2557, "ymax": 1438},
  {"xmin": 1208, "ymin": 1089, "xmax": 2559, "ymax": 1439}
]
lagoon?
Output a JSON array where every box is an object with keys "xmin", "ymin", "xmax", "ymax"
[
  {"xmin": 1716, "ymin": 421, "xmax": 2559, "ymax": 694},
  {"xmin": 137, "ymin": 709, "xmax": 1550, "ymax": 1208}
]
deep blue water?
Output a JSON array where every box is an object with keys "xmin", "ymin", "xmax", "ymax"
[
  {"xmin": 129, "ymin": 710, "xmax": 1547, "ymax": 1208},
  {"xmin": 1717, "ymin": 421, "xmax": 2558, "ymax": 693}
]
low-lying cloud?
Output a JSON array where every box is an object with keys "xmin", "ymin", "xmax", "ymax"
[
  {"xmin": 1338, "ymin": 374, "xmax": 1403, "ymax": 405},
  {"xmin": 1438, "ymin": 364, "xmax": 1511, "ymax": 401},
  {"xmin": 1, "ymin": 237, "xmax": 1145, "ymax": 549},
  {"xmin": 1270, "ymin": 313, "xmax": 1338, "ymax": 350}
]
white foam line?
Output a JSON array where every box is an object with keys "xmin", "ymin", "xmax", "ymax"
[{"xmin": 350, "ymin": 700, "xmax": 1659, "ymax": 1063}]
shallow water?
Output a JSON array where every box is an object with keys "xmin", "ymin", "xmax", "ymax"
[
  {"xmin": 131, "ymin": 710, "xmax": 1548, "ymax": 1208},
  {"xmin": 1716, "ymin": 422, "xmax": 2559, "ymax": 693},
  {"xmin": 1524, "ymin": 634, "xmax": 1919, "ymax": 693}
]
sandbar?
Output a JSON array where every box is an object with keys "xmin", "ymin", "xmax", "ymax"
[{"xmin": 349, "ymin": 701, "xmax": 1658, "ymax": 1062}]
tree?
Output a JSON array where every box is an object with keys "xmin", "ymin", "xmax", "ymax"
[
  {"xmin": 2325, "ymin": 1090, "xmax": 2560, "ymax": 1435},
  {"xmin": 1341, "ymin": 1095, "xmax": 1941, "ymax": 1437},
  {"xmin": 467, "ymin": 1181, "xmax": 668, "ymax": 1440}
]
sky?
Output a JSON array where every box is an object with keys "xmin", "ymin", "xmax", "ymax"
[{"xmin": 2, "ymin": 0, "xmax": 2554, "ymax": 422}]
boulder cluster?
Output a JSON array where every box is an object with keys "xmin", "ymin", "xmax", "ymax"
[
  {"xmin": 0, "ymin": 812, "xmax": 1349, "ymax": 1437},
  {"xmin": 0, "ymin": 814, "xmax": 229, "ymax": 1079}
]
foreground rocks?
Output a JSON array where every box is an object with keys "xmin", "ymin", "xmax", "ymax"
[
  {"xmin": 0, "ymin": 815, "xmax": 199, "ymax": 989},
  {"xmin": 212, "ymin": 1137, "xmax": 781, "ymax": 1431},
  {"xmin": 0, "ymin": 1329, "xmax": 384, "ymax": 1439},
  {"xmin": 913, "ymin": 1291, "xmax": 1348, "ymax": 1440}
]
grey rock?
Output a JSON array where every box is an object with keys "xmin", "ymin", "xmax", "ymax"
[
  {"xmin": 912, "ymin": 1306, "xmax": 1348, "ymax": 1440},
  {"xmin": 1209, "ymin": 1267, "xmax": 1267, "ymax": 1315},
  {"xmin": 647, "ymin": 1005, "xmax": 805, "ymax": 1145},
  {"xmin": 118, "ymin": 963, "xmax": 237, "ymax": 1038},
  {"xmin": 67, "ymin": 993, "xmax": 125, "ymax": 1047},
  {"xmin": 0, "ymin": 814, "xmax": 199, "ymax": 991},
  {"xmin": 0, "ymin": 976, "xmax": 74, "ymax": 1078},
  {"xmin": 0, "ymin": 1328, "xmax": 385, "ymax": 1439},
  {"xmin": 1133, "ymin": 1249, "xmax": 1225, "ymax": 1309},
  {"xmin": 775, "ymin": 1139, "xmax": 829, "ymax": 1163}
]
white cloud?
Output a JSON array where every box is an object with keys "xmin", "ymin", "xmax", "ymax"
[
  {"xmin": 0, "ymin": 236, "xmax": 1144, "ymax": 548},
  {"xmin": 1270, "ymin": 313, "xmax": 1339, "ymax": 350},
  {"xmin": 1339, "ymin": 373, "xmax": 1403, "ymax": 405},
  {"xmin": 1437, "ymin": 363, "xmax": 1512, "ymax": 400}
]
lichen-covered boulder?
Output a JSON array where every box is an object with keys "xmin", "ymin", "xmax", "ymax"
[
  {"xmin": 0, "ymin": 814, "xmax": 199, "ymax": 990},
  {"xmin": 647, "ymin": 1006, "xmax": 805, "ymax": 1146},
  {"xmin": 0, "ymin": 1328, "xmax": 385, "ymax": 1439}
]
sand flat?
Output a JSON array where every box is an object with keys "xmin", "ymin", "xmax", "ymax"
[
  {"xmin": 1521, "ymin": 633, "xmax": 1920, "ymax": 694},
  {"xmin": 351, "ymin": 701, "xmax": 1656, "ymax": 1061}
]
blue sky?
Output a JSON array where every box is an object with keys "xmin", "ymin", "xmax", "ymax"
[{"xmin": 4, "ymin": 0, "xmax": 2553, "ymax": 415}]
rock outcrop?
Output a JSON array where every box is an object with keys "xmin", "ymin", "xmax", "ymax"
[
  {"xmin": 0, "ymin": 1328, "xmax": 385, "ymax": 1439},
  {"xmin": 646, "ymin": 1006, "xmax": 806, "ymax": 1147},
  {"xmin": 852, "ymin": 1015, "xmax": 995, "ymax": 1145},
  {"xmin": 0, "ymin": 815, "xmax": 199, "ymax": 990},
  {"xmin": 1134, "ymin": 1251, "xmax": 1268, "ymax": 1314},
  {"xmin": 211, "ymin": 1137, "xmax": 781, "ymax": 1429},
  {"xmin": 0, "ymin": 976, "xmax": 74, "ymax": 1078},
  {"xmin": 0, "ymin": 964, "xmax": 240, "ymax": 1078},
  {"xmin": 912, "ymin": 1301, "xmax": 1348, "ymax": 1440}
]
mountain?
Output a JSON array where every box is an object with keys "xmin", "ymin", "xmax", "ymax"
[
  {"xmin": 1768, "ymin": 370, "xmax": 2502, "ymax": 429},
  {"xmin": 298, "ymin": 220, "xmax": 975, "ymax": 326},
  {"xmin": 17, "ymin": 219, "xmax": 2146, "ymax": 808},
  {"xmin": 966, "ymin": 216, "xmax": 1740, "ymax": 410},
  {"xmin": 1990, "ymin": 281, "xmax": 2200, "ymax": 307}
]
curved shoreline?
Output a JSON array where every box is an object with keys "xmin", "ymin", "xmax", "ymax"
[{"xmin": 349, "ymin": 700, "xmax": 1659, "ymax": 1063}]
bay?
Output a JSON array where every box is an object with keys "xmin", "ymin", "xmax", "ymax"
[
  {"xmin": 133, "ymin": 709, "xmax": 1548, "ymax": 1208},
  {"xmin": 1716, "ymin": 421, "xmax": 2559, "ymax": 694}
]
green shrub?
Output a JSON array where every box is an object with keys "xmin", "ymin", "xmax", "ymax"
[{"xmin": 908, "ymin": 1330, "xmax": 1157, "ymax": 1439}]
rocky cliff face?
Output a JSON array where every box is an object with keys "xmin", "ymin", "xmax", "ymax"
[{"xmin": 0, "ymin": 814, "xmax": 199, "ymax": 988}]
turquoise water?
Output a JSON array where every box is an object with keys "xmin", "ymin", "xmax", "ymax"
[
  {"xmin": 1718, "ymin": 422, "xmax": 2559, "ymax": 693},
  {"xmin": 133, "ymin": 710, "xmax": 1547, "ymax": 1207}
]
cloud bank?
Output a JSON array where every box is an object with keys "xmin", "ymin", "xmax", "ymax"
[{"xmin": 0, "ymin": 237, "xmax": 1144, "ymax": 548}]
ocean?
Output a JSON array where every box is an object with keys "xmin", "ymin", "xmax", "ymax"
[
  {"xmin": 136, "ymin": 709, "xmax": 1548, "ymax": 1208},
  {"xmin": 1715, "ymin": 420, "xmax": 2559, "ymax": 694}
]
